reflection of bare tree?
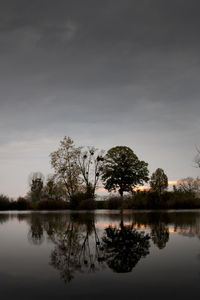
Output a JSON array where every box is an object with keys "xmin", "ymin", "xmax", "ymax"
[
  {"xmin": 0, "ymin": 214, "xmax": 9, "ymax": 224},
  {"xmin": 50, "ymin": 223, "xmax": 82, "ymax": 282},
  {"xmin": 48, "ymin": 213, "xmax": 105, "ymax": 283},
  {"xmin": 102, "ymin": 220, "xmax": 150, "ymax": 273},
  {"xmin": 27, "ymin": 215, "xmax": 44, "ymax": 245},
  {"xmin": 151, "ymin": 223, "xmax": 169, "ymax": 249}
]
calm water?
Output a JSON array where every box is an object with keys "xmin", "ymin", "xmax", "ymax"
[{"xmin": 0, "ymin": 210, "xmax": 200, "ymax": 300}]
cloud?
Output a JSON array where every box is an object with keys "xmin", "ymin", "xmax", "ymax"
[{"xmin": 0, "ymin": 0, "xmax": 200, "ymax": 196}]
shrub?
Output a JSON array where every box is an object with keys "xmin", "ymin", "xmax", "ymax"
[
  {"xmin": 36, "ymin": 199, "xmax": 68, "ymax": 210},
  {"xmin": 96, "ymin": 200, "xmax": 105, "ymax": 209},
  {"xmin": 78, "ymin": 199, "xmax": 96, "ymax": 210},
  {"xmin": 0, "ymin": 194, "xmax": 10, "ymax": 210},
  {"xmin": 105, "ymin": 196, "xmax": 122, "ymax": 209},
  {"xmin": 70, "ymin": 191, "xmax": 97, "ymax": 210},
  {"xmin": 16, "ymin": 197, "xmax": 31, "ymax": 210},
  {"xmin": 70, "ymin": 192, "xmax": 85, "ymax": 209}
]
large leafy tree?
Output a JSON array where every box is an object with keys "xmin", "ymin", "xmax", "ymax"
[
  {"xmin": 102, "ymin": 146, "xmax": 149, "ymax": 197},
  {"xmin": 150, "ymin": 168, "xmax": 168, "ymax": 196}
]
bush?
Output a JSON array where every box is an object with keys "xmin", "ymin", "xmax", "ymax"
[
  {"xmin": 70, "ymin": 191, "xmax": 96, "ymax": 210},
  {"xmin": 124, "ymin": 190, "xmax": 200, "ymax": 209},
  {"xmin": 96, "ymin": 200, "xmax": 105, "ymax": 209},
  {"xmin": 78, "ymin": 199, "xmax": 96, "ymax": 210},
  {"xmin": 36, "ymin": 199, "xmax": 69, "ymax": 210},
  {"xmin": 16, "ymin": 197, "xmax": 31, "ymax": 210},
  {"xmin": 0, "ymin": 194, "xmax": 10, "ymax": 210},
  {"xmin": 105, "ymin": 196, "xmax": 122, "ymax": 209},
  {"xmin": 70, "ymin": 192, "xmax": 85, "ymax": 209}
]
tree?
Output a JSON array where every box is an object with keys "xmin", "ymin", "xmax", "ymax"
[
  {"xmin": 77, "ymin": 147, "xmax": 104, "ymax": 199},
  {"xmin": 43, "ymin": 174, "xmax": 67, "ymax": 201},
  {"xmin": 194, "ymin": 147, "xmax": 200, "ymax": 168},
  {"xmin": 102, "ymin": 146, "xmax": 149, "ymax": 197},
  {"xmin": 150, "ymin": 168, "xmax": 168, "ymax": 196},
  {"xmin": 28, "ymin": 172, "xmax": 44, "ymax": 202},
  {"xmin": 176, "ymin": 177, "xmax": 200, "ymax": 197},
  {"xmin": 50, "ymin": 136, "xmax": 82, "ymax": 199}
]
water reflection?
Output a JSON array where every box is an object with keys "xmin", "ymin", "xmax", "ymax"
[
  {"xmin": 49, "ymin": 213, "xmax": 106, "ymax": 282},
  {"xmin": 1, "ymin": 210, "xmax": 200, "ymax": 286},
  {"xmin": 102, "ymin": 220, "xmax": 150, "ymax": 272},
  {"xmin": 151, "ymin": 223, "xmax": 169, "ymax": 249},
  {"xmin": 28, "ymin": 214, "xmax": 44, "ymax": 245}
]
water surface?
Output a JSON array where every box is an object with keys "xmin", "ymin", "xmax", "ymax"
[{"xmin": 0, "ymin": 210, "xmax": 200, "ymax": 299}]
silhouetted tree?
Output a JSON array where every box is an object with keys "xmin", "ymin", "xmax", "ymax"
[
  {"xmin": 77, "ymin": 147, "xmax": 104, "ymax": 199},
  {"xmin": 43, "ymin": 174, "xmax": 67, "ymax": 201},
  {"xmin": 194, "ymin": 147, "xmax": 200, "ymax": 168},
  {"xmin": 176, "ymin": 177, "xmax": 200, "ymax": 197},
  {"xmin": 28, "ymin": 172, "xmax": 44, "ymax": 202},
  {"xmin": 50, "ymin": 136, "xmax": 82, "ymax": 200},
  {"xmin": 150, "ymin": 168, "xmax": 168, "ymax": 196},
  {"xmin": 102, "ymin": 146, "xmax": 149, "ymax": 197}
]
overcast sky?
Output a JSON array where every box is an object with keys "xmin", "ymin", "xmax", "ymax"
[{"xmin": 0, "ymin": 0, "xmax": 200, "ymax": 197}]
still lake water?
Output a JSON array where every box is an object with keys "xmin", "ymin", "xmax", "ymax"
[{"xmin": 0, "ymin": 210, "xmax": 200, "ymax": 300}]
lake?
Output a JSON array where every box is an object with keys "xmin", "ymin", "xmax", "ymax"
[{"xmin": 0, "ymin": 210, "xmax": 200, "ymax": 299}]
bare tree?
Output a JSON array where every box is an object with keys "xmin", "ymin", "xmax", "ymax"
[
  {"xmin": 194, "ymin": 146, "xmax": 200, "ymax": 168},
  {"xmin": 28, "ymin": 172, "xmax": 45, "ymax": 202},
  {"xmin": 77, "ymin": 147, "xmax": 104, "ymax": 199},
  {"xmin": 50, "ymin": 136, "xmax": 82, "ymax": 199},
  {"xmin": 176, "ymin": 177, "xmax": 200, "ymax": 197}
]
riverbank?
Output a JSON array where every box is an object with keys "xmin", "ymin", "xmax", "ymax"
[{"xmin": 1, "ymin": 190, "xmax": 200, "ymax": 210}]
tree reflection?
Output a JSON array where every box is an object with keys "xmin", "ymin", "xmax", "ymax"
[
  {"xmin": 27, "ymin": 214, "xmax": 44, "ymax": 245},
  {"xmin": 0, "ymin": 214, "xmax": 9, "ymax": 224},
  {"xmin": 132, "ymin": 212, "xmax": 170, "ymax": 249},
  {"xmin": 102, "ymin": 219, "xmax": 150, "ymax": 273},
  {"xmin": 50, "ymin": 222, "xmax": 82, "ymax": 282},
  {"xmin": 48, "ymin": 213, "xmax": 105, "ymax": 283},
  {"xmin": 151, "ymin": 223, "xmax": 169, "ymax": 249}
]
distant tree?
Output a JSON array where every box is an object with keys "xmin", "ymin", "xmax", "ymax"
[
  {"xmin": 0, "ymin": 194, "xmax": 10, "ymax": 210},
  {"xmin": 150, "ymin": 168, "xmax": 168, "ymax": 196},
  {"xmin": 50, "ymin": 136, "xmax": 82, "ymax": 199},
  {"xmin": 28, "ymin": 172, "xmax": 44, "ymax": 202},
  {"xmin": 194, "ymin": 147, "xmax": 200, "ymax": 168},
  {"xmin": 102, "ymin": 146, "xmax": 149, "ymax": 197},
  {"xmin": 77, "ymin": 147, "xmax": 104, "ymax": 199},
  {"xmin": 176, "ymin": 177, "xmax": 200, "ymax": 197},
  {"xmin": 43, "ymin": 174, "xmax": 67, "ymax": 201}
]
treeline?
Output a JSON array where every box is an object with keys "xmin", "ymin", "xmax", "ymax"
[{"xmin": 1, "ymin": 136, "xmax": 200, "ymax": 210}]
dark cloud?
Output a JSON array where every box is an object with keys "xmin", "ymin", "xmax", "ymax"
[{"xmin": 0, "ymin": 0, "xmax": 200, "ymax": 196}]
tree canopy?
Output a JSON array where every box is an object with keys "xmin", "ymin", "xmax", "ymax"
[
  {"xmin": 150, "ymin": 168, "xmax": 168, "ymax": 195},
  {"xmin": 50, "ymin": 136, "xmax": 82, "ymax": 199},
  {"xmin": 102, "ymin": 146, "xmax": 149, "ymax": 196}
]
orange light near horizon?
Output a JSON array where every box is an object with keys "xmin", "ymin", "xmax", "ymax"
[{"xmin": 96, "ymin": 181, "xmax": 180, "ymax": 194}]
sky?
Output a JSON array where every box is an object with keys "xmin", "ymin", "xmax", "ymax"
[{"xmin": 0, "ymin": 0, "xmax": 200, "ymax": 198}]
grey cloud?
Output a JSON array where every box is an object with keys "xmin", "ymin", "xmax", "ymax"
[{"xmin": 0, "ymin": 0, "xmax": 200, "ymax": 196}]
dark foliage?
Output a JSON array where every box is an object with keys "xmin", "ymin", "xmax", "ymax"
[
  {"xmin": 104, "ymin": 196, "xmax": 122, "ymax": 209},
  {"xmin": 36, "ymin": 199, "xmax": 69, "ymax": 210},
  {"xmin": 102, "ymin": 222, "xmax": 150, "ymax": 272},
  {"xmin": 0, "ymin": 194, "xmax": 10, "ymax": 210},
  {"xmin": 70, "ymin": 191, "xmax": 96, "ymax": 210}
]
